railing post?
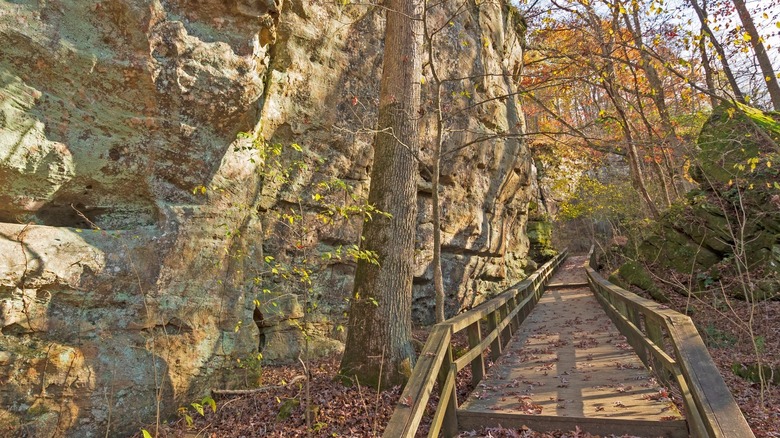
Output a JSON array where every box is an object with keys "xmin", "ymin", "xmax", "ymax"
[
  {"xmin": 467, "ymin": 321, "xmax": 485, "ymax": 386},
  {"xmin": 510, "ymin": 294, "xmax": 521, "ymax": 332},
  {"xmin": 627, "ymin": 307, "xmax": 648, "ymax": 366},
  {"xmin": 437, "ymin": 348, "xmax": 458, "ymax": 437},
  {"xmin": 646, "ymin": 318, "xmax": 669, "ymax": 382},
  {"xmin": 500, "ymin": 302, "xmax": 512, "ymax": 346},
  {"xmin": 487, "ymin": 309, "xmax": 502, "ymax": 361}
]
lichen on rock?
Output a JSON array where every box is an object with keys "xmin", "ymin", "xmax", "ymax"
[{"xmin": 0, "ymin": 0, "xmax": 538, "ymax": 435}]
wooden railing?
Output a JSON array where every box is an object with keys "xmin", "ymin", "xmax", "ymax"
[
  {"xmin": 586, "ymin": 248, "xmax": 755, "ymax": 438},
  {"xmin": 383, "ymin": 250, "xmax": 568, "ymax": 438}
]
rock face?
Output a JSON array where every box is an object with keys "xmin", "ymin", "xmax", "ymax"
[
  {"xmin": 0, "ymin": 0, "xmax": 534, "ymax": 435},
  {"xmin": 636, "ymin": 106, "xmax": 780, "ymax": 298}
]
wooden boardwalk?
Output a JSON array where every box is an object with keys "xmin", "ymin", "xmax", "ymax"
[{"xmin": 458, "ymin": 256, "xmax": 687, "ymax": 436}]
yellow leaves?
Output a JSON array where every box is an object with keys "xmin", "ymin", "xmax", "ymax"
[
  {"xmin": 420, "ymin": 76, "xmax": 426, "ymax": 85},
  {"xmin": 742, "ymin": 32, "xmax": 751, "ymax": 43},
  {"xmin": 619, "ymin": 6, "xmax": 626, "ymax": 14},
  {"xmin": 747, "ymin": 157, "xmax": 760, "ymax": 173}
]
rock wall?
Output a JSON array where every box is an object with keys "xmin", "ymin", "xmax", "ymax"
[{"xmin": 0, "ymin": 0, "xmax": 534, "ymax": 435}]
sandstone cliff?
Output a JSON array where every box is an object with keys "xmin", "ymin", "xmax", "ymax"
[{"xmin": 0, "ymin": 0, "xmax": 535, "ymax": 435}]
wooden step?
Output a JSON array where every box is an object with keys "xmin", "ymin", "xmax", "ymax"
[
  {"xmin": 545, "ymin": 282, "xmax": 590, "ymax": 289},
  {"xmin": 456, "ymin": 410, "xmax": 688, "ymax": 438}
]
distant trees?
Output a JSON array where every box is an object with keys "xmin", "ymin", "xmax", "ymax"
[
  {"xmin": 339, "ymin": 0, "xmax": 423, "ymax": 388},
  {"xmin": 520, "ymin": 0, "xmax": 779, "ymax": 224}
]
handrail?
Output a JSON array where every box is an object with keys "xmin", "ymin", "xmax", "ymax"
[
  {"xmin": 585, "ymin": 246, "xmax": 755, "ymax": 438},
  {"xmin": 384, "ymin": 250, "xmax": 568, "ymax": 438}
]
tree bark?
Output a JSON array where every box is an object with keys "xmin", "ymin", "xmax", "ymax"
[
  {"xmin": 339, "ymin": 0, "xmax": 422, "ymax": 388},
  {"xmin": 731, "ymin": 0, "xmax": 780, "ymax": 110}
]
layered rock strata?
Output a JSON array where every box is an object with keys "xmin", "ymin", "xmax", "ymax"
[{"xmin": 0, "ymin": 0, "xmax": 534, "ymax": 434}]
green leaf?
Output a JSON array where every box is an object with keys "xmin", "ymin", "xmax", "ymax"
[
  {"xmin": 191, "ymin": 402, "xmax": 204, "ymax": 416},
  {"xmin": 142, "ymin": 430, "xmax": 153, "ymax": 438},
  {"xmin": 202, "ymin": 396, "xmax": 217, "ymax": 413}
]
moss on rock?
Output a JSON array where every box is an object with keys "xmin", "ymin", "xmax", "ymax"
[{"xmin": 613, "ymin": 261, "xmax": 668, "ymax": 303}]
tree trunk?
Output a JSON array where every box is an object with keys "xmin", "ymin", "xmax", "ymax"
[
  {"xmin": 688, "ymin": 0, "xmax": 745, "ymax": 103},
  {"xmin": 586, "ymin": 2, "xmax": 659, "ymax": 218},
  {"xmin": 339, "ymin": 0, "xmax": 422, "ymax": 388},
  {"xmin": 423, "ymin": 1, "xmax": 446, "ymax": 324},
  {"xmin": 731, "ymin": 0, "xmax": 780, "ymax": 110},
  {"xmin": 431, "ymin": 80, "xmax": 445, "ymax": 324},
  {"xmin": 621, "ymin": 7, "xmax": 677, "ymax": 206},
  {"xmin": 698, "ymin": 25, "xmax": 719, "ymax": 108}
]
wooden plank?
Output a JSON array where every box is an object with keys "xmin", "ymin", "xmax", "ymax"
[
  {"xmin": 667, "ymin": 315, "xmax": 755, "ymax": 438},
  {"xmin": 546, "ymin": 282, "xmax": 590, "ymax": 289},
  {"xmin": 383, "ymin": 325, "xmax": 451, "ymax": 437},
  {"xmin": 586, "ymin": 262, "xmax": 754, "ymax": 438},
  {"xmin": 384, "ymin": 250, "xmax": 568, "ymax": 438},
  {"xmin": 595, "ymin": 285, "xmax": 682, "ymax": 376},
  {"xmin": 674, "ymin": 365, "xmax": 708, "ymax": 438},
  {"xmin": 448, "ymin": 252, "xmax": 566, "ymax": 333},
  {"xmin": 455, "ymin": 291, "xmax": 534, "ymax": 371},
  {"xmin": 500, "ymin": 302, "xmax": 512, "ymax": 346},
  {"xmin": 459, "ymin": 267, "xmax": 681, "ymax": 429},
  {"xmin": 456, "ymin": 411, "xmax": 688, "ymax": 438},
  {"xmin": 435, "ymin": 357, "xmax": 458, "ymax": 438}
]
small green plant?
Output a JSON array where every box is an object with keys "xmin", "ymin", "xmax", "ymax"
[
  {"xmin": 701, "ymin": 324, "xmax": 737, "ymax": 348},
  {"xmin": 754, "ymin": 335, "xmax": 766, "ymax": 355},
  {"xmin": 177, "ymin": 396, "xmax": 217, "ymax": 428}
]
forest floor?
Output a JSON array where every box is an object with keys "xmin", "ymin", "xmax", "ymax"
[
  {"xmin": 661, "ymin": 288, "xmax": 780, "ymax": 436},
  {"xmin": 140, "ymin": 284, "xmax": 780, "ymax": 437}
]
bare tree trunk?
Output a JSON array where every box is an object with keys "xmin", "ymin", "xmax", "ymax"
[
  {"xmin": 432, "ymin": 95, "xmax": 445, "ymax": 323},
  {"xmin": 618, "ymin": 14, "xmax": 675, "ymax": 207},
  {"xmin": 731, "ymin": 0, "xmax": 780, "ymax": 110},
  {"xmin": 698, "ymin": 25, "xmax": 719, "ymax": 108},
  {"xmin": 585, "ymin": 2, "xmax": 660, "ymax": 218},
  {"xmin": 687, "ymin": 0, "xmax": 745, "ymax": 103},
  {"xmin": 339, "ymin": 0, "xmax": 422, "ymax": 388},
  {"xmin": 423, "ymin": 0, "xmax": 446, "ymax": 324}
]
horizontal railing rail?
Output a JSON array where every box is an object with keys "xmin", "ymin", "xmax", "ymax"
[
  {"xmin": 586, "ymin": 247, "xmax": 755, "ymax": 438},
  {"xmin": 383, "ymin": 250, "xmax": 568, "ymax": 438}
]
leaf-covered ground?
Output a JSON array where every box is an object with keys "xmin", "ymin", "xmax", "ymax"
[
  {"xmin": 137, "ymin": 280, "xmax": 780, "ymax": 437},
  {"xmin": 663, "ymin": 290, "xmax": 780, "ymax": 437},
  {"xmin": 138, "ymin": 334, "xmax": 650, "ymax": 437}
]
